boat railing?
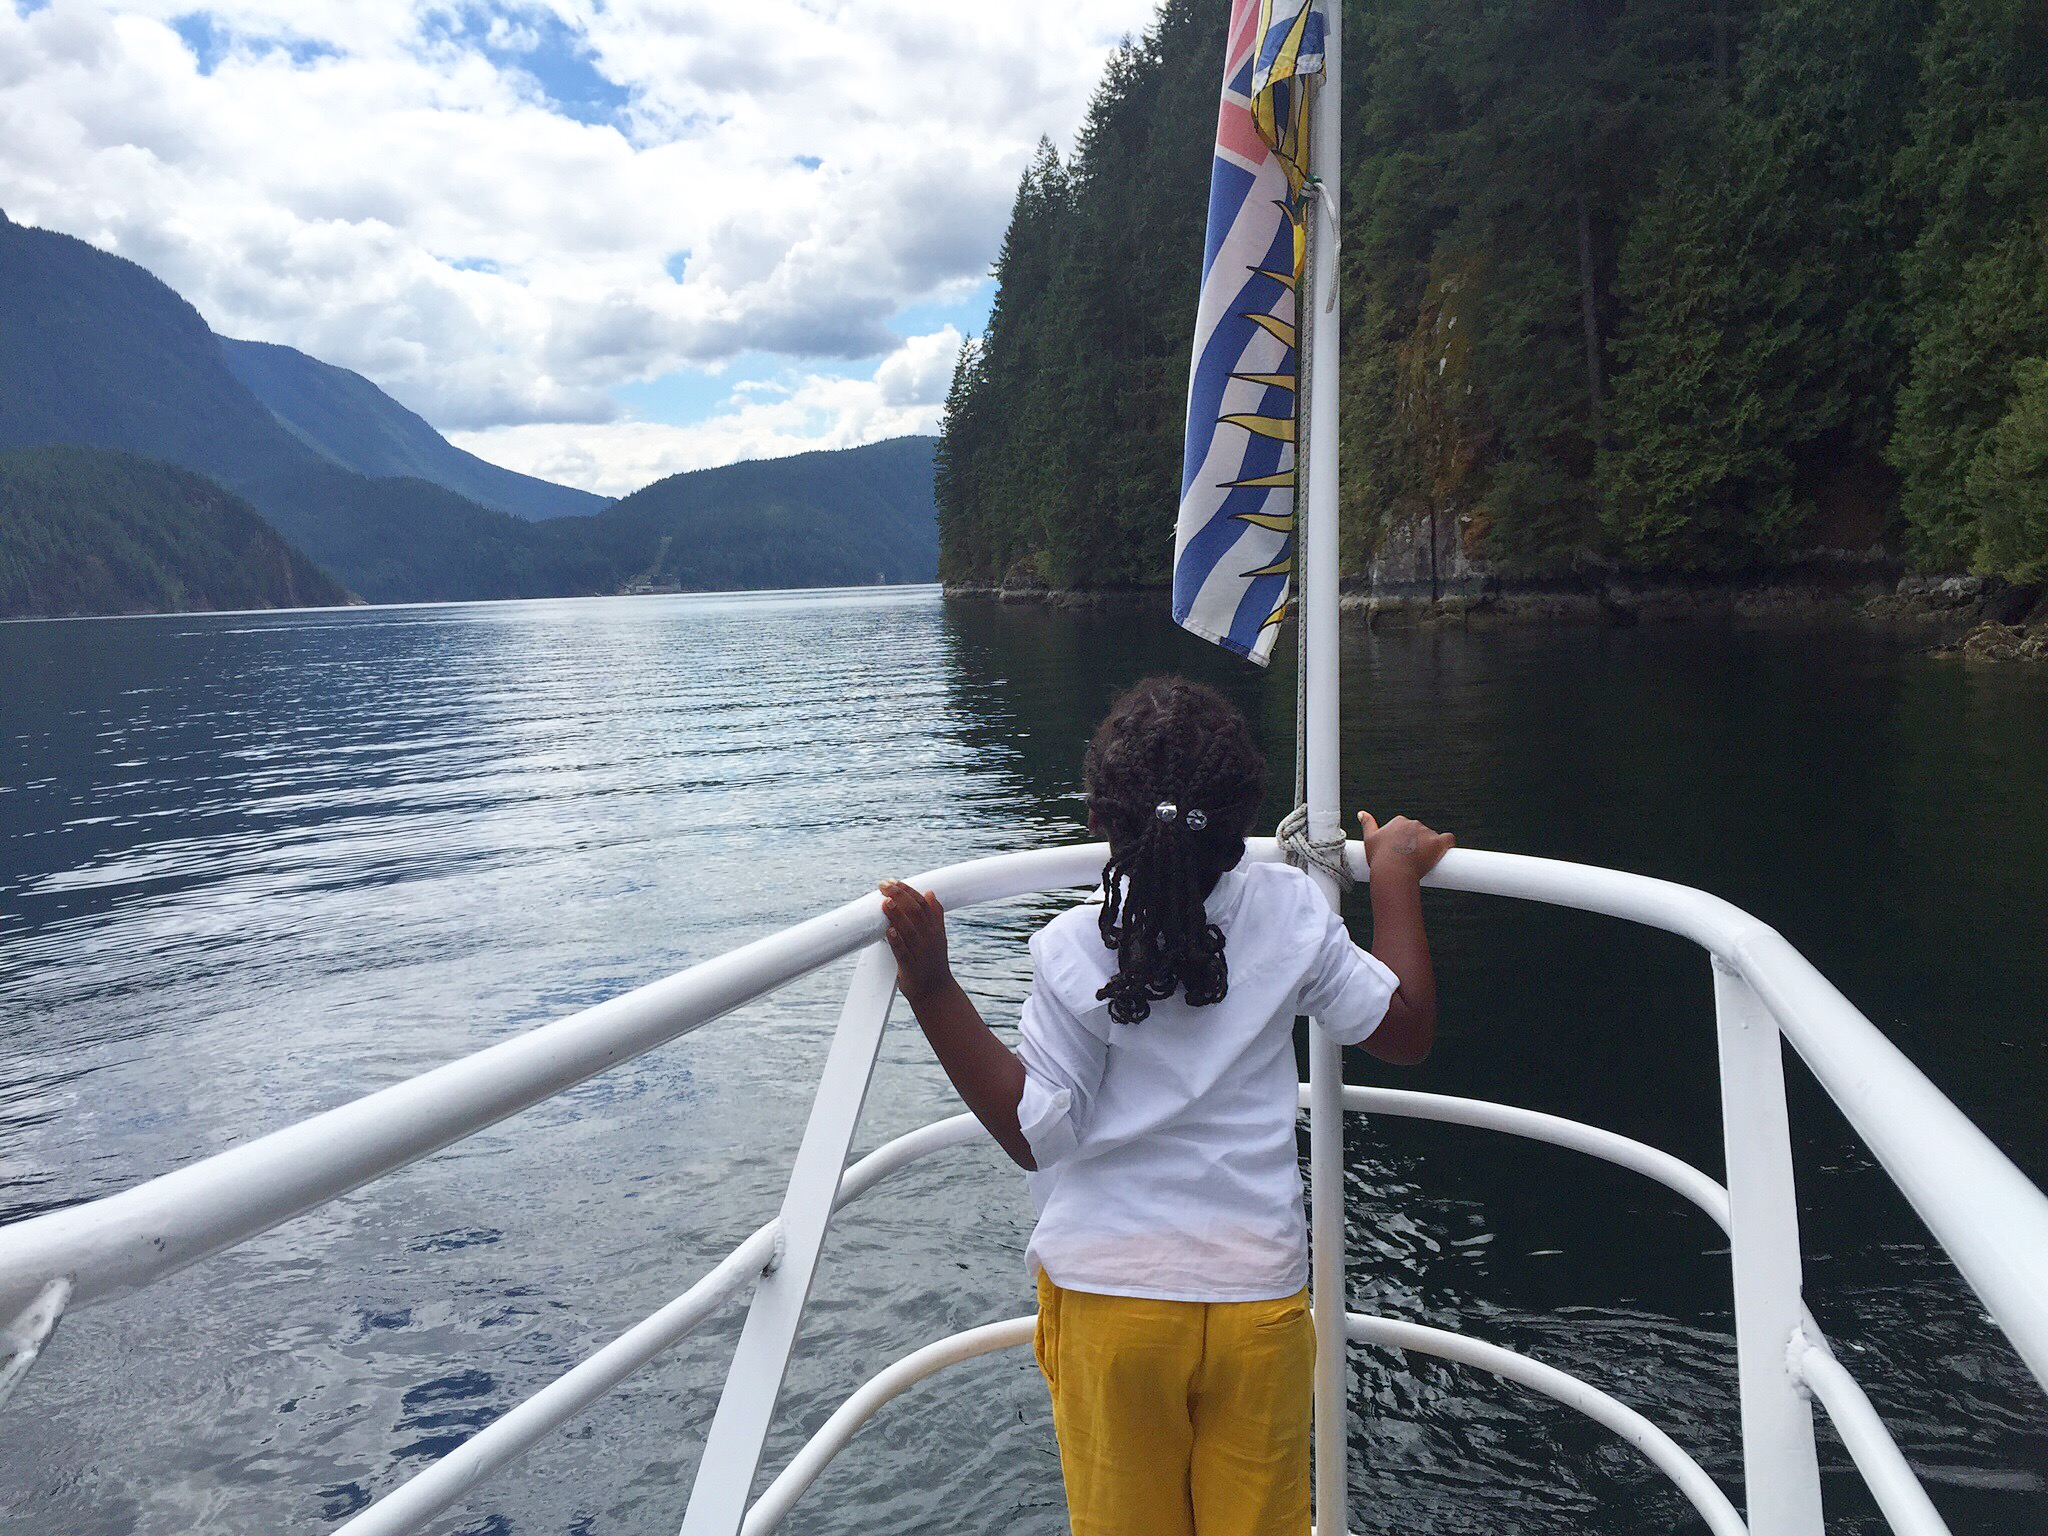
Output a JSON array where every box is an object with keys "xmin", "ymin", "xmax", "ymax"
[{"xmin": 2, "ymin": 839, "xmax": 2045, "ymax": 1536}]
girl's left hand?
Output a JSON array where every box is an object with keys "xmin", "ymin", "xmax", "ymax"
[
  {"xmin": 880, "ymin": 880, "xmax": 952, "ymax": 1003},
  {"xmin": 1358, "ymin": 811, "xmax": 1456, "ymax": 880}
]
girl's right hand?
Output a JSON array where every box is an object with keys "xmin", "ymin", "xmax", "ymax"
[
  {"xmin": 1358, "ymin": 811, "xmax": 1455, "ymax": 880},
  {"xmin": 880, "ymin": 879, "xmax": 953, "ymax": 1003}
]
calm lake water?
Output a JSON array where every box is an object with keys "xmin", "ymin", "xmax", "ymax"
[{"xmin": 1, "ymin": 586, "xmax": 2043, "ymax": 1536}]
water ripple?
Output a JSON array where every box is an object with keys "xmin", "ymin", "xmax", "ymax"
[{"xmin": 1, "ymin": 591, "xmax": 2043, "ymax": 1534}]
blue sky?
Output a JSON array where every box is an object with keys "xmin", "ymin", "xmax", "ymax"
[
  {"xmin": 613, "ymin": 287, "xmax": 994, "ymax": 424},
  {"xmin": 1, "ymin": 0, "xmax": 1153, "ymax": 492},
  {"xmin": 422, "ymin": 6, "xmax": 635, "ymax": 125}
]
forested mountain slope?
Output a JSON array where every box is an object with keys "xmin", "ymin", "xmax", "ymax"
[
  {"xmin": 0, "ymin": 213, "xmax": 320, "ymax": 487},
  {"xmin": 238, "ymin": 438, "xmax": 939, "ymax": 603},
  {"xmin": 219, "ymin": 338, "xmax": 608, "ymax": 521},
  {"xmin": 0, "ymin": 446, "xmax": 348, "ymax": 618},
  {"xmin": 940, "ymin": 0, "xmax": 2047, "ymax": 590},
  {"xmin": 235, "ymin": 462, "xmax": 614, "ymax": 603},
  {"xmin": 593, "ymin": 437, "xmax": 939, "ymax": 590}
]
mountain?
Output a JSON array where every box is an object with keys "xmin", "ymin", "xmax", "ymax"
[
  {"xmin": 0, "ymin": 213, "xmax": 325, "ymax": 487},
  {"xmin": 0, "ymin": 211, "xmax": 602, "ymax": 526},
  {"xmin": 219, "ymin": 338, "xmax": 608, "ymax": 521},
  {"xmin": 0, "ymin": 446, "xmax": 349, "ymax": 618},
  {"xmin": 233, "ymin": 439, "xmax": 939, "ymax": 602},
  {"xmin": 0, "ymin": 211, "xmax": 941, "ymax": 604},
  {"xmin": 239, "ymin": 460, "xmax": 619, "ymax": 603},
  {"xmin": 591, "ymin": 437, "xmax": 939, "ymax": 590},
  {"xmin": 0, "ymin": 211, "xmax": 558, "ymax": 600}
]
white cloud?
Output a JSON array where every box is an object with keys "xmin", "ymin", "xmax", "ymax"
[
  {"xmin": 0, "ymin": 0, "xmax": 1157, "ymax": 461},
  {"xmin": 450, "ymin": 324, "xmax": 962, "ymax": 495}
]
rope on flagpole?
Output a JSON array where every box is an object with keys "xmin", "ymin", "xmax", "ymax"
[
  {"xmin": 1303, "ymin": 174, "xmax": 1339, "ymax": 312},
  {"xmin": 1279, "ymin": 164, "xmax": 1352, "ymax": 895}
]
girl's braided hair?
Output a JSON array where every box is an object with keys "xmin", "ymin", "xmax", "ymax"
[{"xmin": 1083, "ymin": 677, "xmax": 1268, "ymax": 1024}]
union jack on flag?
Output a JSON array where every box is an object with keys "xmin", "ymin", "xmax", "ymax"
[{"xmin": 1172, "ymin": 0, "xmax": 1325, "ymax": 664}]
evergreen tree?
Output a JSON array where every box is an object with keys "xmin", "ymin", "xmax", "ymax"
[
  {"xmin": 1341, "ymin": 0, "xmax": 1733, "ymax": 569},
  {"xmin": 1889, "ymin": 0, "xmax": 2048, "ymax": 578},
  {"xmin": 933, "ymin": 0, "xmax": 1223, "ymax": 590},
  {"xmin": 1600, "ymin": 0, "xmax": 1928, "ymax": 567},
  {"xmin": 937, "ymin": 137, "xmax": 1071, "ymax": 586},
  {"xmin": 1966, "ymin": 357, "xmax": 2048, "ymax": 582},
  {"xmin": 1598, "ymin": 143, "xmax": 1803, "ymax": 566},
  {"xmin": 934, "ymin": 336, "xmax": 990, "ymax": 584}
]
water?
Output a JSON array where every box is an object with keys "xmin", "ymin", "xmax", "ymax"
[{"xmin": 1, "ymin": 587, "xmax": 2043, "ymax": 1535}]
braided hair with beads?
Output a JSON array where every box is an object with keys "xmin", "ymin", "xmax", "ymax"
[{"xmin": 1083, "ymin": 677, "xmax": 1268, "ymax": 1024}]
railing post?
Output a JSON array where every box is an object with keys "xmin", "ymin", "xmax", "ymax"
[
  {"xmin": 677, "ymin": 944, "xmax": 899, "ymax": 1536},
  {"xmin": 1714, "ymin": 957, "xmax": 1824, "ymax": 1536}
]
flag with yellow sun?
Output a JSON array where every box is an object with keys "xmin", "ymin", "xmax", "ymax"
[{"xmin": 1172, "ymin": 0, "xmax": 1324, "ymax": 664}]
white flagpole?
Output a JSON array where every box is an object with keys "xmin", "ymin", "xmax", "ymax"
[{"xmin": 1302, "ymin": 4, "xmax": 1348, "ymax": 1533}]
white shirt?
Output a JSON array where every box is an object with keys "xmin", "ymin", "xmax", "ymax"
[{"xmin": 1016, "ymin": 859, "xmax": 1398, "ymax": 1302}]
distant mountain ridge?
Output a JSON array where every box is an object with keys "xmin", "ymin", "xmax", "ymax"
[
  {"xmin": 219, "ymin": 338, "xmax": 607, "ymax": 521},
  {"xmin": 0, "ymin": 210, "xmax": 940, "ymax": 606},
  {"xmin": 225, "ymin": 438, "xmax": 937, "ymax": 603},
  {"xmin": 0, "ymin": 212, "xmax": 323, "ymax": 488},
  {"xmin": 594, "ymin": 437, "xmax": 939, "ymax": 591}
]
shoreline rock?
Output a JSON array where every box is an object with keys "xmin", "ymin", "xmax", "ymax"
[
  {"xmin": 1931, "ymin": 621, "xmax": 2048, "ymax": 663},
  {"xmin": 943, "ymin": 566, "xmax": 2046, "ymax": 658},
  {"xmin": 942, "ymin": 582, "xmax": 1157, "ymax": 611}
]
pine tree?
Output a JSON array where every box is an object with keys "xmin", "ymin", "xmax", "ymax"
[
  {"xmin": 1967, "ymin": 357, "xmax": 2048, "ymax": 583},
  {"xmin": 1889, "ymin": 0, "xmax": 2048, "ymax": 577},
  {"xmin": 1600, "ymin": 0, "xmax": 1928, "ymax": 567},
  {"xmin": 934, "ymin": 336, "xmax": 990, "ymax": 584},
  {"xmin": 930, "ymin": 0, "xmax": 1222, "ymax": 591},
  {"xmin": 1346, "ymin": 0, "xmax": 1733, "ymax": 570},
  {"xmin": 937, "ymin": 137, "xmax": 1072, "ymax": 586}
]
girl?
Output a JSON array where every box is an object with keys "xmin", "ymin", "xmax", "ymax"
[{"xmin": 880, "ymin": 675, "xmax": 1452, "ymax": 1536}]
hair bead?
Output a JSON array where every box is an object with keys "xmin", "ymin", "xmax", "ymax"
[{"xmin": 1082, "ymin": 678, "xmax": 1267, "ymax": 1024}]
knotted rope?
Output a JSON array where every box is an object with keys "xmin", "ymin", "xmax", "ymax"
[{"xmin": 1277, "ymin": 802, "xmax": 1353, "ymax": 893}]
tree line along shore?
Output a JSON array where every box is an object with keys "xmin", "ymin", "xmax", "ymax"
[{"xmin": 934, "ymin": 0, "xmax": 2047, "ymax": 640}]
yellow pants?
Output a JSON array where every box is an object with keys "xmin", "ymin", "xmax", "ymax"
[{"xmin": 1034, "ymin": 1272, "xmax": 1314, "ymax": 1536}]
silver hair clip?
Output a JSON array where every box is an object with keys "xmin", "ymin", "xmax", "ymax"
[
  {"xmin": 1185, "ymin": 809, "xmax": 1209, "ymax": 831},
  {"xmin": 1155, "ymin": 801, "xmax": 1178, "ymax": 821}
]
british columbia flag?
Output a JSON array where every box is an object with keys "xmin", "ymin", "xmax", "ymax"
[{"xmin": 1172, "ymin": 0, "xmax": 1325, "ymax": 664}]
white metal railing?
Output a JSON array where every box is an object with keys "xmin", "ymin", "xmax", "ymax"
[{"xmin": 2, "ymin": 840, "xmax": 2045, "ymax": 1536}]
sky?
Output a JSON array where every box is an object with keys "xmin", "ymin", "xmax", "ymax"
[{"xmin": 0, "ymin": 0, "xmax": 1162, "ymax": 494}]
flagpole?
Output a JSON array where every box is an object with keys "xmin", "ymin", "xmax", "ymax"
[{"xmin": 1302, "ymin": 4, "xmax": 1347, "ymax": 1533}]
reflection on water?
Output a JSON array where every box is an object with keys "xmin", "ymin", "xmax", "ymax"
[{"xmin": 1, "ymin": 588, "xmax": 2043, "ymax": 1534}]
